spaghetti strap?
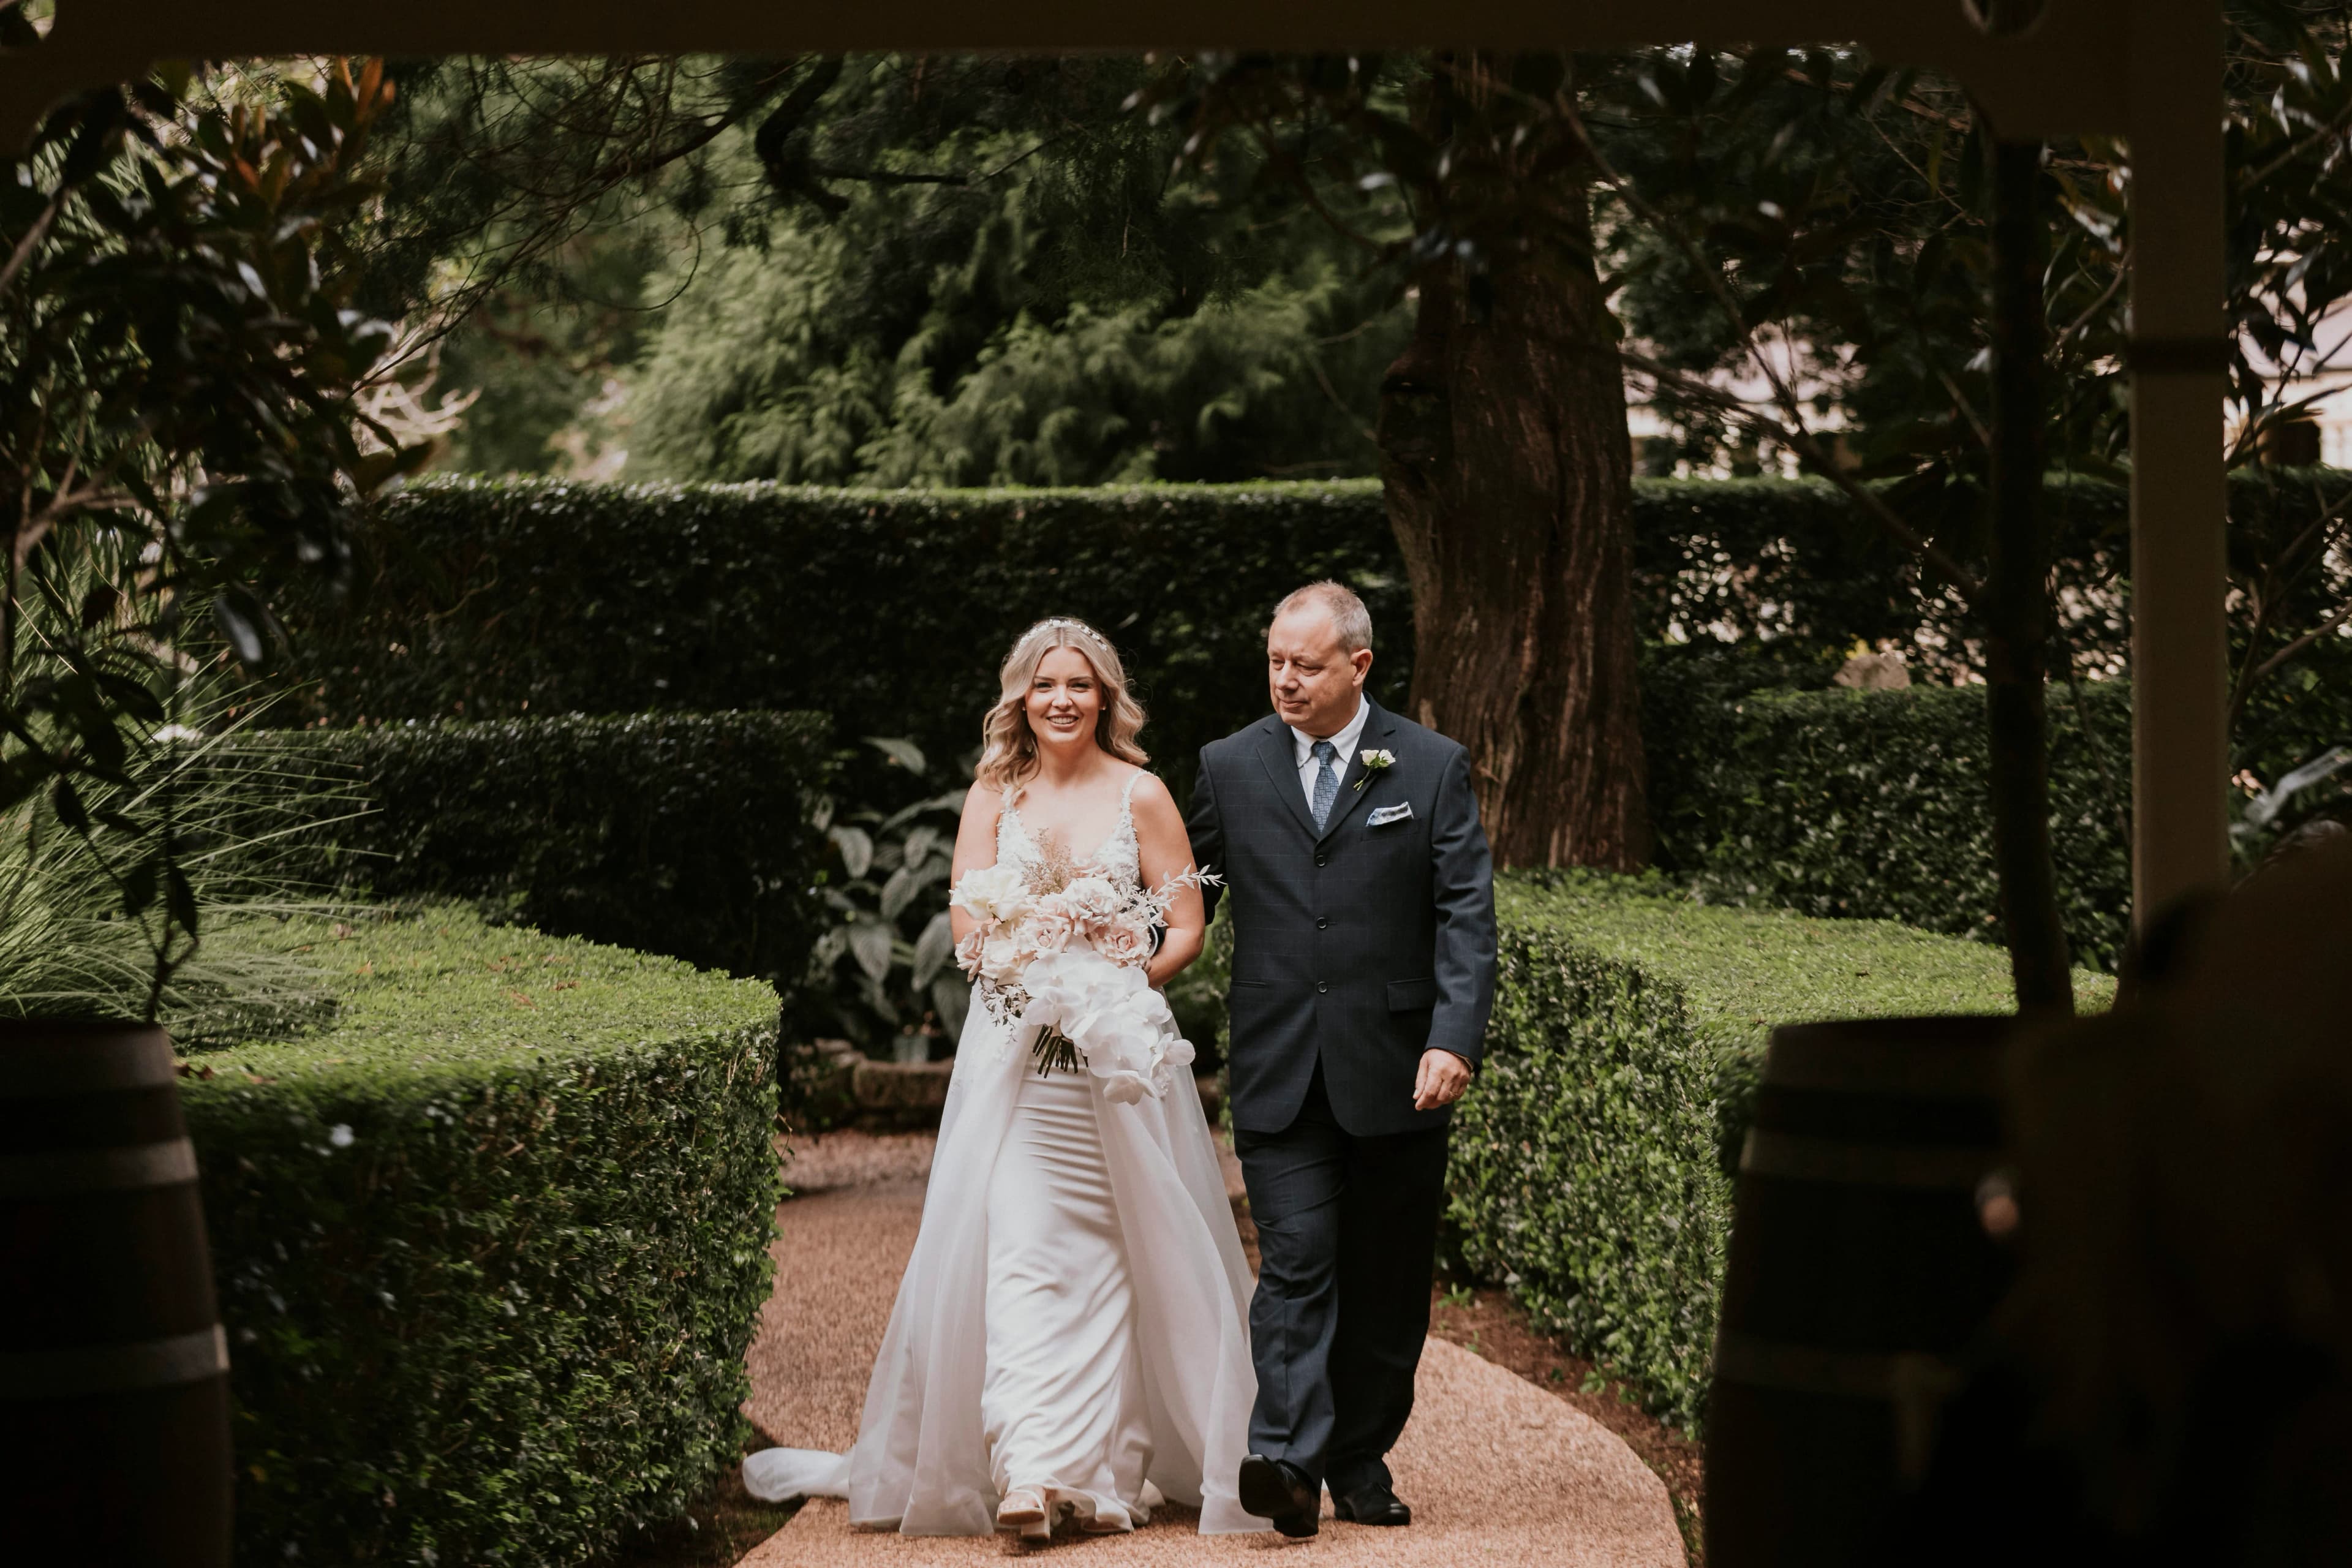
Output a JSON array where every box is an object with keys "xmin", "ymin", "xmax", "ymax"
[{"xmin": 1119, "ymin": 771, "xmax": 1145, "ymax": 807}]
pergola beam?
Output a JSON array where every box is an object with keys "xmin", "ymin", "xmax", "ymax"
[
  {"xmin": 0, "ymin": 1, "xmax": 2137, "ymax": 153},
  {"xmin": 0, "ymin": 0, "xmax": 2230, "ymax": 924}
]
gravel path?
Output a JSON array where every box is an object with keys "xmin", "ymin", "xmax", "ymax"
[{"xmin": 738, "ymin": 1132, "xmax": 1683, "ymax": 1567}]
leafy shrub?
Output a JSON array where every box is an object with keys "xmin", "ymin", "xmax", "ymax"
[
  {"xmin": 1653, "ymin": 680, "xmax": 2137, "ymax": 972},
  {"xmin": 180, "ymin": 908, "xmax": 783, "ymax": 1567},
  {"xmin": 265, "ymin": 711, "xmax": 831, "ymax": 1012},
  {"xmin": 274, "ymin": 475, "xmax": 2343, "ymax": 972},
  {"xmin": 802, "ymin": 736, "xmax": 971, "ymax": 1055},
  {"xmin": 1446, "ymin": 872, "xmax": 2114, "ymax": 1430},
  {"xmin": 277, "ymin": 478, "xmax": 1416, "ymax": 807},
  {"xmin": 2, "ymin": 683, "xmax": 365, "ymax": 1043},
  {"xmin": 276, "ymin": 473, "xmax": 2118, "ymax": 798}
]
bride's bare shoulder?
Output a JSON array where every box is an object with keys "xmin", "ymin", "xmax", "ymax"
[
  {"xmin": 1122, "ymin": 767, "xmax": 1178, "ymax": 816},
  {"xmin": 957, "ymin": 780, "xmax": 1008, "ymax": 840}
]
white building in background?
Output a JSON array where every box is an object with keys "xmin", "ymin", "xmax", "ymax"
[{"xmin": 1619, "ymin": 330, "xmax": 1856, "ymax": 478}]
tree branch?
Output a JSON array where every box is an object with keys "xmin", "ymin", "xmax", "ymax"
[
  {"xmin": 1559, "ymin": 93, "xmax": 1983, "ymax": 596},
  {"xmin": 0, "ymin": 184, "xmax": 65, "ymax": 301},
  {"xmin": 1620, "ymin": 348, "xmax": 1986, "ymax": 598},
  {"xmin": 2244, "ymin": 598, "xmax": 2352, "ymax": 697},
  {"xmin": 1247, "ymin": 124, "xmax": 1387, "ymax": 257}
]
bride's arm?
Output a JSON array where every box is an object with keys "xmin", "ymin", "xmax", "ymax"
[
  {"xmin": 1131, "ymin": 775, "xmax": 1207, "ymax": 987},
  {"xmin": 946, "ymin": 782, "xmax": 1002, "ymax": 948}
]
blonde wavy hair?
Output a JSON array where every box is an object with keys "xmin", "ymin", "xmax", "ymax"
[{"xmin": 976, "ymin": 617, "xmax": 1149, "ymax": 796}]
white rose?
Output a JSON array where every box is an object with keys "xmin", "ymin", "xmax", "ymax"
[
  {"xmin": 980, "ymin": 934, "xmax": 1029, "ymax": 984},
  {"xmin": 952, "ymin": 864, "xmax": 1031, "ymax": 927}
]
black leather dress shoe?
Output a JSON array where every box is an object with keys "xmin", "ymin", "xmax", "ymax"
[
  {"xmin": 1238, "ymin": 1454, "xmax": 1320, "ymax": 1537},
  {"xmin": 1333, "ymin": 1481, "xmax": 1411, "ymax": 1526}
]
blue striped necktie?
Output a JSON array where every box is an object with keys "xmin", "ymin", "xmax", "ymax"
[{"xmin": 1310, "ymin": 740, "xmax": 1340, "ymax": 831}]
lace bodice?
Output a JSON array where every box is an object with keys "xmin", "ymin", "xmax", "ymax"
[{"xmin": 997, "ymin": 771, "xmax": 1145, "ymax": 891}]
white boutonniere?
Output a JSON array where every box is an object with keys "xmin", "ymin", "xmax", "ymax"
[{"xmin": 1352, "ymin": 748, "xmax": 1396, "ymax": 791}]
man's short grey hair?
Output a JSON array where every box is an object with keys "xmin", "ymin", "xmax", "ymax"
[{"xmin": 1272, "ymin": 581, "xmax": 1374, "ymax": 653}]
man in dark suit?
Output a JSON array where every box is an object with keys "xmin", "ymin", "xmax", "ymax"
[{"xmin": 1185, "ymin": 580, "xmax": 1498, "ymax": 1537}]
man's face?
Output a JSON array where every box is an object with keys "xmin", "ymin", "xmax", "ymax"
[{"xmin": 1267, "ymin": 606, "xmax": 1371, "ymax": 738}]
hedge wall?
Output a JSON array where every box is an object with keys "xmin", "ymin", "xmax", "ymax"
[
  {"xmin": 1447, "ymin": 872, "xmax": 2114, "ymax": 1430},
  {"xmin": 276, "ymin": 474, "xmax": 2343, "ymax": 974},
  {"xmin": 182, "ymin": 908, "xmax": 783, "ymax": 1567},
  {"xmin": 279, "ymin": 473, "xmax": 2045, "ymax": 801},
  {"xmin": 268, "ymin": 712, "xmax": 832, "ymax": 1016},
  {"xmin": 284, "ymin": 480, "xmax": 1415, "ymax": 805},
  {"xmin": 1648, "ymin": 678, "xmax": 2137, "ymax": 973}
]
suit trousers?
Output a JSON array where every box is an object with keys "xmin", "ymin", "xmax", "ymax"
[{"xmin": 1232, "ymin": 1060, "xmax": 1452, "ymax": 1496}]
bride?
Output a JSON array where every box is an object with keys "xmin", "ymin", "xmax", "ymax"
[{"xmin": 744, "ymin": 617, "xmax": 1259, "ymax": 1538}]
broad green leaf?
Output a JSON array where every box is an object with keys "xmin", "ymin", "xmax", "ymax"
[
  {"xmin": 830, "ymin": 824, "xmax": 873, "ymax": 879},
  {"xmin": 864, "ymin": 736, "xmax": 927, "ymax": 774},
  {"xmin": 910, "ymin": 912, "xmax": 956, "ymax": 990},
  {"xmin": 848, "ymin": 921, "xmax": 894, "ymax": 983},
  {"xmin": 878, "ymin": 864, "xmax": 920, "ymax": 923},
  {"xmin": 931, "ymin": 975, "xmax": 971, "ymax": 1039}
]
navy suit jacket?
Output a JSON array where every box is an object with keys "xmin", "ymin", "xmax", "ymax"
[{"xmin": 1186, "ymin": 699, "xmax": 1498, "ymax": 1137}]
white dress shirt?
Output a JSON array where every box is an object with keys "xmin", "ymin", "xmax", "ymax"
[{"xmin": 1287, "ymin": 696, "xmax": 1371, "ymax": 815}]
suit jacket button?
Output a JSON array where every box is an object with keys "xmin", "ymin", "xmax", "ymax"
[
  {"xmin": 1316, "ymin": 917, "xmax": 1329, "ymax": 930},
  {"xmin": 1314, "ymin": 852, "xmax": 1329, "ymax": 868},
  {"xmin": 1316, "ymin": 981, "xmax": 1330, "ymax": 994}
]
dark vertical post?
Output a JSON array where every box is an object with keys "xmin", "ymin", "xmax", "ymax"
[{"xmin": 1985, "ymin": 129, "xmax": 2074, "ymax": 1012}]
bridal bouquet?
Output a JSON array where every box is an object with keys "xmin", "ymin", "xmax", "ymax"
[{"xmin": 950, "ymin": 850, "xmax": 1216, "ymax": 1102}]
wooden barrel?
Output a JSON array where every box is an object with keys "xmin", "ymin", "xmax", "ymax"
[
  {"xmin": 1703, "ymin": 1014, "xmax": 2016, "ymax": 1568},
  {"xmin": 0, "ymin": 1020, "xmax": 232, "ymax": 1566}
]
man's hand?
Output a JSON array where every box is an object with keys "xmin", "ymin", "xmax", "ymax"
[{"xmin": 1411, "ymin": 1049, "xmax": 1474, "ymax": 1111}]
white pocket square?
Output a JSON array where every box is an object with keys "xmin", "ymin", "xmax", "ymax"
[{"xmin": 1367, "ymin": 802, "xmax": 1414, "ymax": 827}]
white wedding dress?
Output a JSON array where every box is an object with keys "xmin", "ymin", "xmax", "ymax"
[{"xmin": 744, "ymin": 777, "xmax": 1259, "ymax": 1535}]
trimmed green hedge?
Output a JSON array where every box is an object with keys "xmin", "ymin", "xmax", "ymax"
[
  {"xmin": 279, "ymin": 473, "xmax": 2039, "ymax": 801},
  {"xmin": 268, "ymin": 712, "xmax": 832, "ymax": 1019},
  {"xmin": 275, "ymin": 474, "xmax": 2339, "ymax": 974},
  {"xmin": 1446, "ymin": 873, "xmax": 2114, "ymax": 1430},
  {"xmin": 285, "ymin": 480, "xmax": 1416, "ymax": 805},
  {"xmin": 1651, "ymin": 679, "xmax": 2137, "ymax": 973},
  {"xmin": 182, "ymin": 908, "xmax": 783, "ymax": 1567}
]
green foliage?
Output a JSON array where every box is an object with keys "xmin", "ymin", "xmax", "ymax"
[
  {"xmin": 428, "ymin": 225, "xmax": 668, "ymax": 478},
  {"xmin": 629, "ymin": 245, "xmax": 1406, "ymax": 487},
  {"xmin": 264, "ymin": 712, "xmax": 832, "ymax": 1014},
  {"xmin": 275, "ymin": 474, "xmax": 2347, "ymax": 968},
  {"xmin": 1447, "ymin": 872, "xmax": 2113, "ymax": 1430},
  {"xmin": 364, "ymin": 55, "xmax": 1412, "ymax": 488},
  {"xmin": 608, "ymin": 57, "xmax": 1409, "ymax": 489},
  {"xmin": 1651, "ymin": 681, "xmax": 2138, "ymax": 972},
  {"xmin": 276, "ymin": 478, "xmax": 1417, "ymax": 809},
  {"xmin": 2, "ymin": 65, "xmax": 427, "ymax": 1006},
  {"xmin": 276, "ymin": 472, "xmax": 2018, "ymax": 794},
  {"xmin": 181, "ymin": 908, "xmax": 783, "ymax": 1567},
  {"xmin": 802, "ymin": 736, "xmax": 970, "ymax": 1053},
  {"xmin": 0, "ymin": 682, "xmax": 364, "ymax": 1041},
  {"xmin": 1594, "ymin": 32, "xmax": 2351, "ymax": 737}
]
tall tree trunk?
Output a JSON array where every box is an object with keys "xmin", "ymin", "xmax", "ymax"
[
  {"xmin": 1986, "ymin": 129, "xmax": 2075, "ymax": 1013},
  {"xmin": 1376, "ymin": 67, "xmax": 1646, "ymax": 870}
]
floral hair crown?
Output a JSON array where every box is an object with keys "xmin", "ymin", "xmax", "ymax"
[{"xmin": 1033, "ymin": 617, "xmax": 1113, "ymax": 658}]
